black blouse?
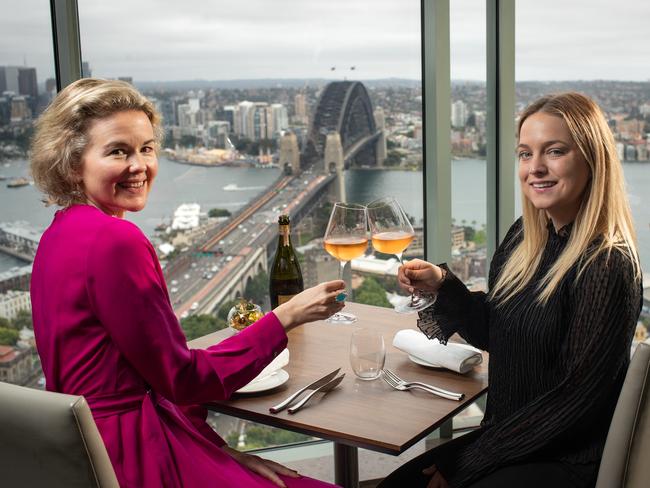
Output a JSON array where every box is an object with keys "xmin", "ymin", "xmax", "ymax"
[{"xmin": 418, "ymin": 217, "xmax": 643, "ymax": 487}]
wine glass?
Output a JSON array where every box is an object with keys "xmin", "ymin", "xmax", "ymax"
[
  {"xmin": 323, "ymin": 202, "xmax": 368, "ymax": 324},
  {"xmin": 367, "ymin": 196, "xmax": 434, "ymax": 313}
]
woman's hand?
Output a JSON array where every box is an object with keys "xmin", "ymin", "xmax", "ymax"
[
  {"xmin": 398, "ymin": 259, "xmax": 445, "ymax": 294},
  {"xmin": 423, "ymin": 464, "xmax": 449, "ymax": 488},
  {"xmin": 223, "ymin": 445, "xmax": 299, "ymax": 488},
  {"xmin": 273, "ymin": 280, "xmax": 346, "ymax": 331}
]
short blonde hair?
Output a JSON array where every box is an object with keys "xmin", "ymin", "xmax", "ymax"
[
  {"xmin": 30, "ymin": 78, "xmax": 163, "ymax": 207},
  {"xmin": 491, "ymin": 92, "xmax": 640, "ymax": 305}
]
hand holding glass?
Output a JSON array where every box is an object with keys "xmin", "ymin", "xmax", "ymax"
[
  {"xmin": 323, "ymin": 203, "xmax": 368, "ymax": 324},
  {"xmin": 367, "ymin": 196, "xmax": 434, "ymax": 313}
]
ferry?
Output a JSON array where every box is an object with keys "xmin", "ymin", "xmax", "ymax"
[
  {"xmin": 7, "ymin": 177, "xmax": 30, "ymax": 188},
  {"xmin": 223, "ymin": 183, "xmax": 238, "ymax": 191}
]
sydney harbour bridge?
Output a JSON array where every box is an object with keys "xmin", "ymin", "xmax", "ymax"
[{"xmin": 172, "ymin": 81, "xmax": 387, "ymax": 316}]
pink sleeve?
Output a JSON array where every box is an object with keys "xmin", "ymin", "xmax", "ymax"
[{"xmin": 86, "ymin": 220, "xmax": 288, "ymax": 406}]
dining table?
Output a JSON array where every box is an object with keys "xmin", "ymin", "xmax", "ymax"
[{"xmin": 188, "ymin": 302, "xmax": 489, "ymax": 488}]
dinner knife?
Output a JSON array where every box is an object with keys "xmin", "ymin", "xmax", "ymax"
[
  {"xmin": 287, "ymin": 374, "xmax": 345, "ymax": 414},
  {"xmin": 269, "ymin": 367, "xmax": 341, "ymax": 413}
]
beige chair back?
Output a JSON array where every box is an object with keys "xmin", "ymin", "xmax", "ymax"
[
  {"xmin": 0, "ymin": 381, "xmax": 119, "ymax": 487},
  {"xmin": 596, "ymin": 343, "xmax": 650, "ymax": 488}
]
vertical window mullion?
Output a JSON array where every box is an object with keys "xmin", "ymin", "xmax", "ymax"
[
  {"xmin": 422, "ymin": 0, "xmax": 452, "ymax": 264},
  {"xmin": 50, "ymin": 0, "xmax": 82, "ymax": 91},
  {"xmin": 486, "ymin": 0, "xmax": 516, "ymax": 262}
]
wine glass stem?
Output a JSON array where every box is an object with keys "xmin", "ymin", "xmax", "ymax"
[
  {"xmin": 339, "ymin": 260, "xmax": 348, "ymax": 284},
  {"xmin": 396, "ymin": 252, "xmax": 415, "ymax": 306}
]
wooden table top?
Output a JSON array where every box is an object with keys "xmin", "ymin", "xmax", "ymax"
[{"xmin": 188, "ymin": 302, "xmax": 488, "ymax": 455}]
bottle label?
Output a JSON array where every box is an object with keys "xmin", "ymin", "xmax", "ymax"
[{"xmin": 278, "ymin": 294, "xmax": 297, "ymax": 305}]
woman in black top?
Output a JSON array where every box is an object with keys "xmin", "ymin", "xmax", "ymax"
[{"xmin": 379, "ymin": 92, "xmax": 643, "ymax": 488}]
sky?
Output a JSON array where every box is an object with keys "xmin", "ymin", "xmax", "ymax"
[{"xmin": 1, "ymin": 0, "xmax": 649, "ymax": 84}]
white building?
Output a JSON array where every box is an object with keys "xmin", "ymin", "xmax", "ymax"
[
  {"xmin": 0, "ymin": 290, "xmax": 31, "ymax": 320},
  {"xmin": 172, "ymin": 203, "xmax": 201, "ymax": 230},
  {"xmin": 451, "ymin": 100, "xmax": 468, "ymax": 128}
]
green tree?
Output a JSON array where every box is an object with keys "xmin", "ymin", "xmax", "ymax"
[
  {"xmin": 180, "ymin": 314, "xmax": 226, "ymax": 341},
  {"xmin": 0, "ymin": 327, "xmax": 19, "ymax": 346},
  {"xmin": 474, "ymin": 229, "xmax": 487, "ymax": 246},
  {"xmin": 354, "ymin": 277, "xmax": 391, "ymax": 308},
  {"xmin": 11, "ymin": 309, "xmax": 32, "ymax": 330},
  {"xmin": 244, "ymin": 271, "xmax": 270, "ymax": 306},
  {"xmin": 0, "ymin": 317, "xmax": 10, "ymax": 329},
  {"xmin": 385, "ymin": 149, "xmax": 403, "ymax": 167},
  {"xmin": 208, "ymin": 208, "xmax": 232, "ymax": 218}
]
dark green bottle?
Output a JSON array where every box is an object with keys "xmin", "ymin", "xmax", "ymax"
[{"xmin": 269, "ymin": 215, "xmax": 304, "ymax": 309}]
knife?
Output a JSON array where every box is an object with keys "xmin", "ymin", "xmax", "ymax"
[
  {"xmin": 269, "ymin": 368, "xmax": 341, "ymax": 414},
  {"xmin": 287, "ymin": 374, "xmax": 345, "ymax": 414}
]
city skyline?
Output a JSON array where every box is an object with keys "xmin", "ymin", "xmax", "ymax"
[{"xmin": 2, "ymin": 0, "xmax": 650, "ymax": 84}]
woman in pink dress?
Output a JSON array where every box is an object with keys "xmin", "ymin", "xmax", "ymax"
[{"xmin": 29, "ymin": 78, "xmax": 345, "ymax": 488}]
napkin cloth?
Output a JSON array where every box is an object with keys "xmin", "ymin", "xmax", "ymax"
[
  {"xmin": 393, "ymin": 329, "xmax": 482, "ymax": 374},
  {"xmin": 248, "ymin": 348, "xmax": 290, "ymax": 384}
]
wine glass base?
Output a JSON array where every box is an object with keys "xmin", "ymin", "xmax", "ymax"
[
  {"xmin": 392, "ymin": 295, "xmax": 434, "ymax": 314},
  {"xmin": 326, "ymin": 312, "xmax": 358, "ymax": 324}
]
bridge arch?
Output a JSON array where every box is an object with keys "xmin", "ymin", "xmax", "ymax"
[{"xmin": 305, "ymin": 81, "xmax": 380, "ymax": 169}]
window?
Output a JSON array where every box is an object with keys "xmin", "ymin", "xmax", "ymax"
[
  {"xmin": 78, "ymin": 0, "xmax": 424, "ymax": 457},
  {"xmin": 0, "ymin": 0, "xmax": 57, "ymax": 388},
  {"xmin": 516, "ymin": 0, "xmax": 650, "ymax": 338}
]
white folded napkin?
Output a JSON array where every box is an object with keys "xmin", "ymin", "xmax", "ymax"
[
  {"xmin": 249, "ymin": 348, "xmax": 290, "ymax": 384},
  {"xmin": 393, "ymin": 329, "xmax": 482, "ymax": 374}
]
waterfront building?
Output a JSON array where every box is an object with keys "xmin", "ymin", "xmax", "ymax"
[
  {"xmin": 0, "ymin": 290, "xmax": 31, "ymax": 320},
  {"xmin": 0, "ymin": 221, "xmax": 43, "ymax": 257},
  {"xmin": 172, "ymin": 203, "xmax": 201, "ymax": 230},
  {"xmin": 0, "ymin": 265, "xmax": 32, "ymax": 294}
]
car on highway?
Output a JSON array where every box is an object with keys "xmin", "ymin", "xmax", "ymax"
[
  {"xmin": 180, "ymin": 311, "xmax": 189, "ymax": 319},
  {"xmin": 191, "ymin": 302, "xmax": 199, "ymax": 310},
  {"xmin": 170, "ymin": 287, "xmax": 178, "ymax": 293},
  {"xmin": 171, "ymin": 280, "xmax": 178, "ymax": 286}
]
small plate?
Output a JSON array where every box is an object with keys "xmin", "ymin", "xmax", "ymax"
[{"xmin": 236, "ymin": 369, "xmax": 290, "ymax": 394}]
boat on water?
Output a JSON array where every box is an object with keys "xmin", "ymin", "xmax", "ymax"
[
  {"xmin": 223, "ymin": 183, "xmax": 238, "ymax": 191},
  {"xmin": 7, "ymin": 177, "xmax": 30, "ymax": 188}
]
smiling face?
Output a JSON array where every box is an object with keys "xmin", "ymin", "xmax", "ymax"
[
  {"xmin": 78, "ymin": 110, "xmax": 158, "ymax": 218},
  {"xmin": 517, "ymin": 112, "xmax": 592, "ymax": 231}
]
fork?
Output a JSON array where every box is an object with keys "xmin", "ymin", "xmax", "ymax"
[{"xmin": 381, "ymin": 369, "xmax": 464, "ymax": 401}]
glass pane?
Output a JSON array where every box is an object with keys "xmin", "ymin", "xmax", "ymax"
[
  {"xmin": 78, "ymin": 0, "xmax": 423, "ymax": 460},
  {"xmin": 450, "ymin": 0, "xmax": 488, "ymax": 293},
  {"xmin": 516, "ymin": 1, "xmax": 650, "ymax": 336},
  {"xmin": 0, "ymin": 0, "xmax": 57, "ymax": 389}
]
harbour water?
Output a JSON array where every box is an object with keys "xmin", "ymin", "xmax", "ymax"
[{"xmin": 0, "ymin": 157, "xmax": 649, "ymax": 273}]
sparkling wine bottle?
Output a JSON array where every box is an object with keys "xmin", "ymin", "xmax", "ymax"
[{"xmin": 269, "ymin": 214, "xmax": 304, "ymax": 309}]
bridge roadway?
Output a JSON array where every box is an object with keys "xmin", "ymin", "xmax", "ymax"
[{"xmin": 169, "ymin": 171, "xmax": 335, "ymax": 318}]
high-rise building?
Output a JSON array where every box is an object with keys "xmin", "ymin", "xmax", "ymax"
[
  {"xmin": 45, "ymin": 78, "xmax": 56, "ymax": 94},
  {"xmin": 451, "ymin": 100, "xmax": 468, "ymax": 128},
  {"xmin": 118, "ymin": 76, "xmax": 133, "ymax": 85},
  {"xmin": 18, "ymin": 68, "xmax": 37, "ymax": 99},
  {"xmin": 268, "ymin": 103, "xmax": 288, "ymax": 138},
  {"xmin": 1, "ymin": 66, "xmax": 20, "ymax": 94},
  {"xmin": 294, "ymin": 93, "xmax": 308, "ymax": 123}
]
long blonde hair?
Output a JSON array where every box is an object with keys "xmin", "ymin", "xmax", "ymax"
[
  {"xmin": 31, "ymin": 78, "xmax": 163, "ymax": 207},
  {"xmin": 491, "ymin": 92, "xmax": 641, "ymax": 305}
]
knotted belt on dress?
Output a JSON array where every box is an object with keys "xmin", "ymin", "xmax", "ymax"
[{"xmin": 86, "ymin": 389, "xmax": 158, "ymax": 419}]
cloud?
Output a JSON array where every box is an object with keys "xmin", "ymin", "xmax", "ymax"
[{"xmin": 1, "ymin": 0, "xmax": 649, "ymax": 83}]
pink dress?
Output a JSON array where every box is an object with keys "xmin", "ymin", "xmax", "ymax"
[{"xmin": 31, "ymin": 205, "xmax": 336, "ymax": 488}]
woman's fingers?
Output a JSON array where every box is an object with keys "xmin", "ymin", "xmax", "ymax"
[
  {"xmin": 262, "ymin": 459, "xmax": 300, "ymax": 478},
  {"xmin": 249, "ymin": 458, "xmax": 286, "ymax": 488},
  {"xmin": 422, "ymin": 464, "xmax": 438, "ymax": 475}
]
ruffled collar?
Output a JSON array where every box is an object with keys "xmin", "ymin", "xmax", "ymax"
[{"xmin": 547, "ymin": 219, "xmax": 574, "ymax": 240}]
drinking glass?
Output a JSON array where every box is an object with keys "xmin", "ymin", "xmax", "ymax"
[
  {"xmin": 367, "ymin": 196, "xmax": 434, "ymax": 313},
  {"xmin": 350, "ymin": 328, "xmax": 385, "ymax": 380},
  {"xmin": 323, "ymin": 202, "xmax": 368, "ymax": 324}
]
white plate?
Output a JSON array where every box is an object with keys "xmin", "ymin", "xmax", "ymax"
[{"xmin": 236, "ymin": 369, "xmax": 289, "ymax": 394}]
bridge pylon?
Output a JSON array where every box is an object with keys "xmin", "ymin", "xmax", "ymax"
[
  {"xmin": 374, "ymin": 107, "xmax": 387, "ymax": 167},
  {"xmin": 324, "ymin": 131, "xmax": 347, "ymax": 202},
  {"xmin": 279, "ymin": 131, "xmax": 301, "ymax": 175}
]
